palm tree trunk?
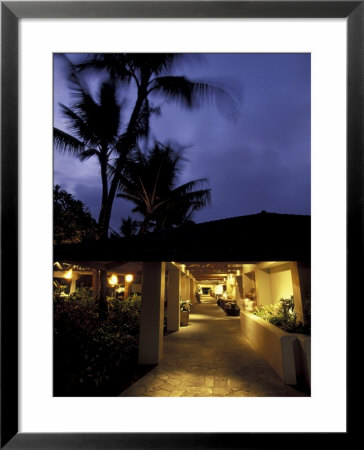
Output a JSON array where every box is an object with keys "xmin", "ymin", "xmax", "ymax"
[
  {"xmin": 98, "ymin": 87, "xmax": 147, "ymax": 240},
  {"xmin": 97, "ymin": 152, "xmax": 109, "ymax": 237}
]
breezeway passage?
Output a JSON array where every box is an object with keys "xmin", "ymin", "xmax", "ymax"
[{"xmin": 120, "ymin": 299, "xmax": 307, "ymax": 397}]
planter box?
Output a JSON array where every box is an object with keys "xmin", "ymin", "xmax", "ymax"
[
  {"xmin": 240, "ymin": 310, "xmax": 297, "ymax": 385},
  {"xmin": 220, "ymin": 299, "xmax": 237, "ymax": 312},
  {"xmin": 226, "ymin": 304, "xmax": 240, "ymax": 316},
  {"xmin": 295, "ymin": 334, "xmax": 311, "ymax": 391},
  {"xmin": 180, "ymin": 310, "xmax": 189, "ymax": 326}
]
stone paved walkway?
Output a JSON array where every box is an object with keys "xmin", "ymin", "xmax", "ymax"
[{"xmin": 120, "ymin": 300, "xmax": 307, "ymax": 397}]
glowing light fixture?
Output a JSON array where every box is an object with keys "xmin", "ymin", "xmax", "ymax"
[
  {"xmin": 125, "ymin": 274, "xmax": 133, "ymax": 283},
  {"xmin": 64, "ymin": 269, "xmax": 73, "ymax": 279},
  {"xmin": 108, "ymin": 274, "xmax": 118, "ymax": 286}
]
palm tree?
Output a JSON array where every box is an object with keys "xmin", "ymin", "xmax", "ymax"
[
  {"xmin": 77, "ymin": 53, "xmax": 237, "ymax": 239},
  {"xmin": 54, "ymin": 67, "xmax": 123, "ymax": 228},
  {"xmin": 53, "ymin": 67, "xmax": 127, "ymax": 315},
  {"xmin": 117, "ymin": 143, "xmax": 211, "ymax": 233},
  {"xmin": 120, "ymin": 216, "xmax": 140, "ymax": 237}
]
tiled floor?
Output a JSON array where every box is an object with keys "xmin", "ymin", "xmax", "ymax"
[{"xmin": 120, "ymin": 300, "xmax": 307, "ymax": 397}]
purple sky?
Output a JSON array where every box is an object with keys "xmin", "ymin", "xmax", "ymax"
[{"xmin": 54, "ymin": 53, "xmax": 310, "ymax": 232}]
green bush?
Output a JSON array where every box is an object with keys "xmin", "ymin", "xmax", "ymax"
[
  {"xmin": 54, "ymin": 292, "xmax": 142, "ymax": 396},
  {"xmin": 253, "ymin": 296, "xmax": 310, "ymax": 335}
]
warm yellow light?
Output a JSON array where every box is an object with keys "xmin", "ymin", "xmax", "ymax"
[
  {"xmin": 125, "ymin": 274, "xmax": 133, "ymax": 283},
  {"xmin": 215, "ymin": 284, "xmax": 223, "ymax": 295},
  {"xmin": 64, "ymin": 269, "xmax": 73, "ymax": 279},
  {"xmin": 108, "ymin": 274, "xmax": 118, "ymax": 286}
]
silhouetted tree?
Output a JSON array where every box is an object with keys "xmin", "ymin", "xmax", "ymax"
[
  {"xmin": 120, "ymin": 216, "xmax": 140, "ymax": 237},
  {"xmin": 53, "ymin": 185, "xmax": 99, "ymax": 245},
  {"xmin": 54, "ymin": 66, "xmax": 123, "ymax": 230},
  {"xmin": 118, "ymin": 143, "xmax": 211, "ymax": 233},
  {"xmin": 76, "ymin": 53, "xmax": 236, "ymax": 239}
]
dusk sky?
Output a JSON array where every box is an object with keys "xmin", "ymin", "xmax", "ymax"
[{"xmin": 54, "ymin": 53, "xmax": 310, "ymax": 232}]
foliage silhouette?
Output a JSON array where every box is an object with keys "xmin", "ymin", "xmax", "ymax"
[
  {"xmin": 53, "ymin": 185, "xmax": 99, "ymax": 245},
  {"xmin": 74, "ymin": 53, "xmax": 237, "ymax": 239},
  {"xmin": 118, "ymin": 142, "xmax": 211, "ymax": 233}
]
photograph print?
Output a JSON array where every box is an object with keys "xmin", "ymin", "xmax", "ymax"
[{"xmin": 53, "ymin": 53, "xmax": 311, "ymax": 398}]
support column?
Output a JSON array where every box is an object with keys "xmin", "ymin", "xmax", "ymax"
[
  {"xmin": 255, "ymin": 269, "xmax": 272, "ymax": 307},
  {"xmin": 166, "ymin": 263, "xmax": 180, "ymax": 331},
  {"xmin": 181, "ymin": 273, "xmax": 187, "ymax": 300},
  {"xmin": 139, "ymin": 262, "xmax": 166, "ymax": 364},
  {"xmin": 190, "ymin": 277, "xmax": 195, "ymax": 304},
  {"xmin": 70, "ymin": 273, "xmax": 79, "ymax": 294},
  {"xmin": 290, "ymin": 261, "xmax": 310, "ymax": 326}
]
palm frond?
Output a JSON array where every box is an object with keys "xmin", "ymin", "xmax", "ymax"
[
  {"xmin": 79, "ymin": 148, "xmax": 99, "ymax": 161},
  {"xmin": 150, "ymin": 76, "xmax": 239, "ymax": 117},
  {"xmin": 77, "ymin": 54, "xmax": 133, "ymax": 83},
  {"xmin": 53, "ymin": 127, "xmax": 86, "ymax": 155}
]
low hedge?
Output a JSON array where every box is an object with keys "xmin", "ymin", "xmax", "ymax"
[{"xmin": 54, "ymin": 292, "xmax": 141, "ymax": 396}]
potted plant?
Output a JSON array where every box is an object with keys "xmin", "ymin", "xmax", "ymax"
[
  {"xmin": 180, "ymin": 299, "xmax": 191, "ymax": 326},
  {"xmin": 225, "ymin": 302, "xmax": 240, "ymax": 316}
]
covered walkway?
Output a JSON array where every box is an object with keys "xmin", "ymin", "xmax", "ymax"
[{"xmin": 120, "ymin": 299, "xmax": 307, "ymax": 397}]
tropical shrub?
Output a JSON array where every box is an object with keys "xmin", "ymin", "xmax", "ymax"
[
  {"xmin": 180, "ymin": 299, "xmax": 192, "ymax": 312},
  {"xmin": 54, "ymin": 292, "xmax": 142, "ymax": 396},
  {"xmin": 53, "ymin": 185, "xmax": 99, "ymax": 245},
  {"xmin": 253, "ymin": 296, "xmax": 310, "ymax": 335}
]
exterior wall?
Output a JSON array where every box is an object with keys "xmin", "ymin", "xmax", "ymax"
[
  {"xmin": 242, "ymin": 264, "xmax": 256, "ymax": 298},
  {"xmin": 235, "ymin": 275, "xmax": 243, "ymax": 302},
  {"xmin": 294, "ymin": 261, "xmax": 311, "ymax": 325},
  {"xmin": 131, "ymin": 283, "xmax": 142, "ymax": 294},
  {"xmin": 215, "ymin": 284, "xmax": 223, "ymax": 296},
  {"xmin": 240, "ymin": 310, "xmax": 311, "ymax": 390},
  {"xmin": 255, "ymin": 269, "xmax": 272, "ymax": 306},
  {"xmin": 269, "ymin": 264, "xmax": 293, "ymax": 303},
  {"xmin": 295, "ymin": 334, "xmax": 311, "ymax": 391},
  {"xmin": 226, "ymin": 274, "xmax": 237, "ymax": 298},
  {"xmin": 181, "ymin": 273, "xmax": 189, "ymax": 300},
  {"xmin": 290, "ymin": 262, "xmax": 307, "ymax": 324},
  {"xmin": 190, "ymin": 278, "xmax": 195, "ymax": 304},
  {"xmin": 255, "ymin": 263, "xmax": 294, "ymax": 308},
  {"xmin": 166, "ymin": 263, "xmax": 181, "ymax": 332},
  {"xmin": 240, "ymin": 310, "xmax": 297, "ymax": 384}
]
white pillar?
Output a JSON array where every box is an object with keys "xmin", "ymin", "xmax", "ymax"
[
  {"xmin": 190, "ymin": 277, "xmax": 195, "ymax": 304},
  {"xmin": 166, "ymin": 263, "xmax": 180, "ymax": 331},
  {"xmin": 138, "ymin": 262, "xmax": 166, "ymax": 364},
  {"xmin": 290, "ymin": 261, "xmax": 310, "ymax": 325},
  {"xmin": 70, "ymin": 273, "xmax": 79, "ymax": 294},
  {"xmin": 181, "ymin": 273, "xmax": 187, "ymax": 300}
]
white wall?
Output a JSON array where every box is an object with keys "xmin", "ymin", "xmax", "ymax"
[
  {"xmin": 255, "ymin": 269, "xmax": 272, "ymax": 306},
  {"xmin": 255, "ymin": 263, "xmax": 294, "ymax": 307},
  {"xmin": 269, "ymin": 265, "xmax": 293, "ymax": 303},
  {"xmin": 242, "ymin": 264, "xmax": 257, "ymax": 297}
]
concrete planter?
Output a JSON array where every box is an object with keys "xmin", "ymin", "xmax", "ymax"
[
  {"xmin": 240, "ymin": 310, "xmax": 311, "ymax": 390},
  {"xmin": 225, "ymin": 303, "xmax": 240, "ymax": 316},
  {"xmin": 295, "ymin": 334, "xmax": 311, "ymax": 390},
  {"xmin": 180, "ymin": 310, "xmax": 189, "ymax": 326}
]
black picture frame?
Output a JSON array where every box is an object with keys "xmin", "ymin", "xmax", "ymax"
[{"xmin": 1, "ymin": 1, "xmax": 357, "ymax": 448}]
